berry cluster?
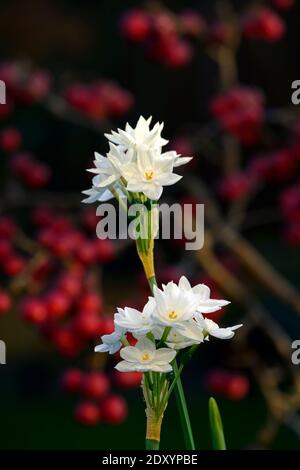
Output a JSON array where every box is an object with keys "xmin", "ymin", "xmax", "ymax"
[
  {"xmin": 210, "ymin": 86, "xmax": 265, "ymax": 146},
  {"xmin": 121, "ymin": 4, "xmax": 289, "ymax": 69},
  {"xmin": 242, "ymin": 7, "xmax": 286, "ymax": 42},
  {"xmin": 62, "ymin": 368, "xmax": 140, "ymax": 426},
  {"xmin": 65, "ymin": 81, "xmax": 133, "ymax": 120},
  {"xmin": 121, "ymin": 9, "xmax": 205, "ymax": 68}
]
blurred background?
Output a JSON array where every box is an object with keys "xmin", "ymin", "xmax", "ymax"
[{"xmin": 0, "ymin": 0, "xmax": 300, "ymax": 450}]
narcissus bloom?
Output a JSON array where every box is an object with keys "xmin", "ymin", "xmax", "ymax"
[
  {"xmin": 123, "ymin": 150, "xmax": 182, "ymax": 200},
  {"xmin": 197, "ymin": 316, "xmax": 242, "ymax": 340},
  {"xmin": 105, "ymin": 116, "xmax": 168, "ymax": 152},
  {"xmin": 114, "ymin": 302, "xmax": 155, "ymax": 336},
  {"xmin": 83, "ymin": 116, "xmax": 192, "ymax": 202},
  {"xmin": 94, "ymin": 326, "xmax": 124, "ymax": 354},
  {"xmin": 115, "ymin": 337, "xmax": 176, "ymax": 373}
]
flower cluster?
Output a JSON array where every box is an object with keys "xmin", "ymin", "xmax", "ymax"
[
  {"xmin": 83, "ymin": 116, "xmax": 192, "ymax": 203},
  {"xmin": 96, "ymin": 276, "xmax": 242, "ymax": 374}
]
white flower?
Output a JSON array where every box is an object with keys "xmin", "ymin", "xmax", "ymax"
[
  {"xmin": 161, "ymin": 150, "xmax": 193, "ymax": 168},
  {"xmin": 196, "ymin": 316, "xmax": 243, "ymax": 340},
  {"xmin": 105, "ymin": 116, "xmax": 168, "ymax": 153},
  {"xmin": 95, "ymin": 326, "xmax": 125, "ymax": 355},
  {"xmin": 178, "ymin": 276, "xmax": 230, "ymax": 314},
  {"xmin": 115, "ymin": 337, "xmax": 176, "ymax": 373},
  {"xmin": 149, "ymin": 282, "xmax": 204, "ymax": 342},
  {"xmin": 122, "ymin": 150, "xmax": 182, "ymax": 200},
  {"xmin": 84, "ymin": 116, "xmax": 192, "ymax": 203},
  {"xmin": 114, "ymin": 300, "xmax": 155, "ymax": 336},
  {"xmin": 165, "ymin": 329, "xmax": 198, "ymax": 350}
]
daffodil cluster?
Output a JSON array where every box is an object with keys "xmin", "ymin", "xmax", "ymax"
[
  {"xmin": 82, "ymin": 116, "xmax": 192, "ymax": 203},
  {"xmin": 95, "ymin": 276, "xmax": 242, "ymax": 373}
]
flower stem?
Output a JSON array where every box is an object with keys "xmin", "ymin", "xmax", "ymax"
[
  {"xmin": 146, "ymin": 439, "xmax": 160, "ymax": 450},
  {"xmin": 137, "ymin": 232, "xmax": 195, "ymax": 450},
  {"xmin": 173, "ymin": 360, "xmax": 195, "ymax": 450}
]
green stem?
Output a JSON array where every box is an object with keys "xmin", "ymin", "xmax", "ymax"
[
  {"xmin": 146, "ymin": 439, "xmax": 160, "ymax": 450},
  {"xmin": 173, "ymin": 361, "xmax": 195, "ymax": 450},
  {"xmin": 146, "ymin": 272, "xmax": 195, "ymax": 450}
]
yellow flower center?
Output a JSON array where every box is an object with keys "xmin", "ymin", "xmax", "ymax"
[
  {"xmin": 144, "ymin": 170, "xmax": 154, "ymax": 181},
  {"xmin": 168, "ymin": 310, "xmax": 178, "ymax": 320},
  {"xmin": 142, "ymin": 352, "xmax": 150, "ymax": 361}
]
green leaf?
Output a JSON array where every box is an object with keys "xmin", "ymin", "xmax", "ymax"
[{"xmin": 209, "ymin": 397, "xmax": 227, "ymax": 450}]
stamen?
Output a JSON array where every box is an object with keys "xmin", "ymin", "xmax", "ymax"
[{"xmin": 168, "ymin": 310, "xmax": 178, "ymax": 320}]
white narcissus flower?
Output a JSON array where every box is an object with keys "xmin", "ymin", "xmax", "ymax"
[
  {"xmin": 114, "ymin": 300, "xmax": 155, "ymax": 336},
  {"xmin": 84, "ymin": 116, "xmax": 192, "ymax": 203},
  {"xmin": 149, "ymin": 282, "xmax": 204, "ymax": 342},
  {"xmin": 105, "ymin": 116, "xmax": 168, "ymax": 153},
  {"xmin": 115, "ymin": 337, "xmax": 176, "ymax": 373},
  {"xmin": 165, "ymin": 329, "xmax": 198, "ymax": 350},
  {"xmin": 197, "ymin": 316, "xmax": 243, "ymax": 340},
  {"xmin": 95, "ymin": 326, "xmax": 125, "ymax": 355},
  {"xmin": 178, "ymin": 276, "xmax": 230, "ymax": 314},
  {"xmin": 122, "ymin": 150, "xmax": 182, "ymax": 200},
  {"xmin": 161, "ymin": 150, "xmax": 193, "ymax": 168}
]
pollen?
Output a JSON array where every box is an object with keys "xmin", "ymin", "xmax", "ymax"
[
  {"xmin": 144, "ymin": 170, "xmax": 154, "ymax": 181},
  {"xmin": 168, "ymin": 310, "xmax": 178, "ymax": 320},
  {"xmin": 142, "ymin": 352, "xmax": 150, "ymax": 361}
]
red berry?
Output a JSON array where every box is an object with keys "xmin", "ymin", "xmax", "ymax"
[
  {"xmin": 32, "ymin": 207, "xmax": 54, "ymax": 226},
  {"xmin": 94, "ymin": 239, "xmax": 115, "ymax": 263},
  {"xmin": 75, "ymin": 241, "xmax": 96, "ymax": 265},
  {"xmin": 52, "ymin": 327, "xmax": 83, "ymax": 357},
  {"xmin": 78, "ymin": 292, "xmax": 103, "ymax": 314},
  {"xmin": 58, "ymin": 274, "xmax": 81, "ymax": 298},
  {"xmin": 225, "ymin": 375, "xmax": 249, "ymax": 400},
  {"xmin": 219, "ymin": 172, "xmax": 256, "ymax": 201},
  {"xmin": 206, "ymin": 370, "xmax": 230, "ymax": 394},
  {"xmin": 21, "ymin": 297, "xmax": 48, "ymax": 324},
  {"xmin": 82, "ymin": 371, "xmax": 110, "ymax": 399},
  {"xmin": 0, "ymin": 239, "xmax": 12, "ymax": 260},
  {"xmin": 121, "ymin": 9, "xmax": 151, "ymax": 42},
  {"xmin": 74, "ymin": 401, "xmax": 100, "ymax": 426},
  {"xmin": 74, "ymin": 312, "xmax": 103, "ymax": 339},
  {"xmin": 0, "ymin": 290, "xmax": 11, "ymax": 314},
  {"xmin": 102, "ymin": 394, "xmax": 128, "ymax": 424},
  {"xmin": 242, "ymin": 8, "xmax": 285, "ymax": 42},
  {"xmin": 62, "ymin": 368, "xmax": 83, "ymax": 393},
  {"xmin": 153, "ymin": 12, "xmax": 177, "ymax": 37},
  {"xmin": 45, "ymin": 290, "xmax": 70, "ymax": 319},
  {"xmin": 0, "ymin": 127, "xmax": 22, "ymax": 152},
  {"xmin": 2, "ymin": 255, "xmax": 25, "ymax": 276},
  {"xmin": 81, "ymin": 209, "xmax": 99, "ymax": 232},
  {"xmin": 101, "ymin": 316, "xmax": 115, "ymax": 335},
  {"xmin": 0, "ymin": 216, "xmax": 16, "ymax": 239},
  {"xmin": 113, "ymin": 370, "xmax": 142, "ymax": 389},
  {"xmin": 163, "ymin": 38, "xmax": 193, "ymax": 68},
  {"xmin": 65, "ymin": 84, "xmax": 89, "ymax": 109},
  {"xmin": 23, "ymin": 162, "xmax": 51, "ymax": 188}
]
